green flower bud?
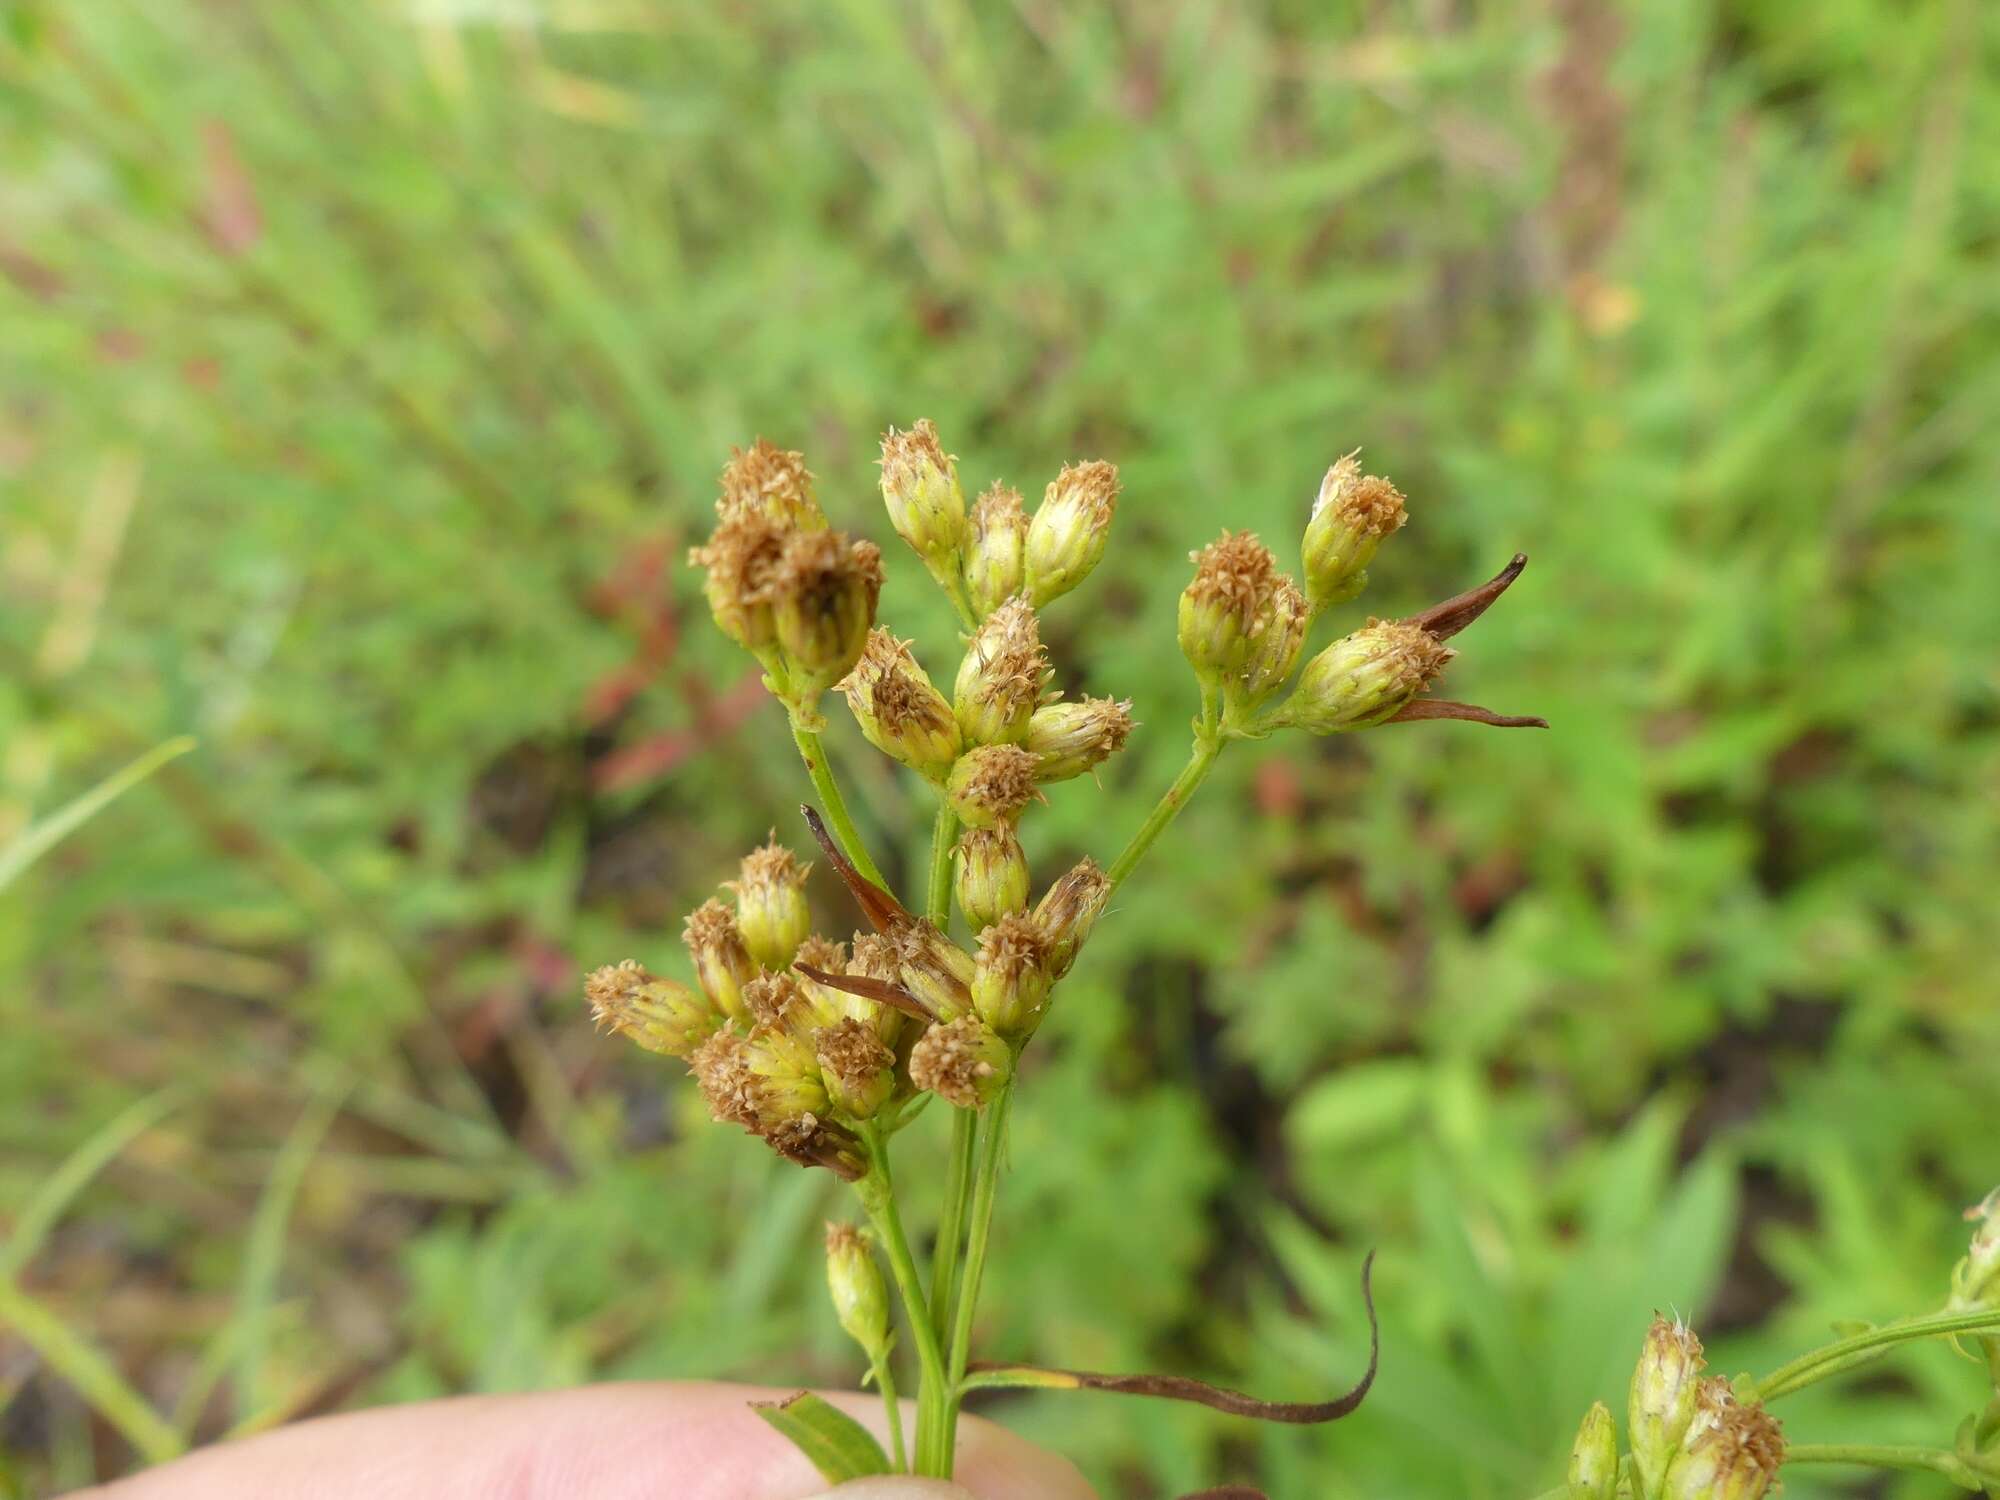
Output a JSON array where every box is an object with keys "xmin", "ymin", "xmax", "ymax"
[
  {"xmin": 825, "ymin": 1223, "xmax": 891, "ymax": 1360},
  {"xmin": 584, "ymin": 960, "xmax": 718, "ymax": 1058},
  {"xmin": 1301, "ymin": 451, "xmax": 1405, "ymax": 608},
  {"xmin": 719, "ymin": 439, "xmax": 826, "ymax": 531},
  {"xmin": 1024, "ymin": 460, "xmax": 1118, "ymax": 606},
  {"xmin": 815, "ymin": 1017, "xmax": 896, "ymax": 1119},
  {"xmin": 683, "ymin": 898, "xmax": 757, "ymax": 1024},
  {"xmin": 1226, "ymin": 576, "xmax": 1309, "ymax": 721},
  {"xmin": 891, "ymin": 920, "xmax": 976, "ymax": 1023},
  {"xmin": 954, "ymin": 823, "xmax": 1030, "ymax": 932},
  {"xmin": 880, "ymin": 419, "xmax": 967, "ymax": 578},
  {"xmin": 1566, "ymin": 1401, "xmax": 1618, "ymax": 1500},
  {"xmin": 840, "ymin": 628, "xmax": 962, "ymax": 779},
  {"xmin": 971, "ymin": 912, "xmax": 1055, "ymax": 1037},
  {"xmin": 1032, "ymin": 857, "xmax": 1112, "ymax": 979},
  {"xmin": 1178, "ymin": 531, "xmax": 1281, "ymax": 682},
  {"xmin": 771, "ymin": 530, "xmax": 883, "ymax": 700},
  {"xmin": 909, "ymin": 1015, "xmax": 1012, "ymax": 1109},
  {"xmin": 1661, "ymin": 1383, "xmax": 1783, "ymax": 1500},
  {"xmin": 954, "ymin": 597, "xmax": 1049, "ymax": 746},
  {"xmin": 729, "ymin": 839, "xmax": 813, "ymax": 972},
  {"xmin": 1630, "ymin": 1317, "xmax": 1706, "ymax": 1500},
  {"xmin": 964, "ymin": 482, "xmax": 1029, "ymax": 618},
  {"xmin": 1023, "ymin": 696, "xmax": 1135, "ymax": 782},
  {"xmin": 1951, "ymin": 1186, "xmax": 2000, "ymax": 1310},
  {"xmin": 946, "ymin": 744, "xmax": 1041, "ymax": 828},
  {"xmin": 835, "ymin": 932, "xmax": 908, "ymax": 1048},
  {"xmin": 689, "ymin": 509, "xmax": 786, "ymax": 652},
  {"xmin": 1271, "ymin": 619, "xmax": 1453, "ymax": 734},
  {"xmin": 742, "ymin": 1023, "xmax": 831, "ymax": 1129}
]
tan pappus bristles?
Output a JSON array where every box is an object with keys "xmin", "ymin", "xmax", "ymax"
[
  {"xmin": 815, "ymin": 1016, "xmax": 895, "ymax": 1119},
  {"xmin": 954, "ymin": 822, "xmax": 1029, "ymax": 932},
  {"xmin": 719, "ymin": 438, "xmax": 822, "ymax": 528},
  {"xmin": 683, "ymin": 897, "xmax": 757, "ymax": 1023},
  {"xmin": 691, "ymin": 1028, "xmax": 758, "ymax": 1129},
  {"xmin": 731, "ymin": 837, "xmax": 814, "ymax": 972},
  {"xmin": 740, "ymin": 970, "xmax": 807, "ymax": 1030},
  {"xmin": 971, "ymin": 911, "xmax": 1054, "ymax": 1037},
  {"xmin": 946, "ymin": 742, "xmax": 1042, "ymax": 827},
  {"xmin": 909, "ymin": 1015, "xmax": 1012, "ymax": 1109},
  {"xmin": 1304, "ymin": 451, "xmax": 1407, "ymax": 608},
  {"xmin": 585, "ymin": 959, "xmax": 716, "ymax": 1058},
  {"xmin": 954, "ymin": 596, "xmax": 1050, "ymax": 745},
  {"xmin": 1312, "ymin": 451, "xmax": 1407, "ymax": 536},
  {"xmin": 1179, "ymin": 530, "xmax": 1284, "ymax": 678},
  {"xmin": 689, "ymin": 509, "xmax": 789, "ymax": 651},
  {"xmin": 1272, "ymin": 618, "xmax": 1455, "ymax": 735},
  {"xmin": 841, "ymin": 627, "xmax": 962, "ymax": 778},
  {"xmin": 879, "ymin": 418, "xmax": 966, "ymax": 570},
  {"xmin": 892, "ymin": 919, "xmax": 976, "ymax": 1021},
  {"xmin": 1024, "ymin": 459, "xmax": 1119, "ymax": 607},
  {"xmin": 1033, "ymin": 856, "xmax": 1112, "ymax": 978},
  {"xmin": 1023, "ymin": 695, "xmax": 1135, "ymax": 782},
  {"xmin": 964, "ymin": 482, "xmax": 1029, "ymax": 617},
  {"xmin": 584, "ymin": 958, "xmax": 650, "ymax": 1023}
]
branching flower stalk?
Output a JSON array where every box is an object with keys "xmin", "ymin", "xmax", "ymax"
[{"xmin": 586, "ymin": 430, "xmax": 1542, "ymax": 1484}]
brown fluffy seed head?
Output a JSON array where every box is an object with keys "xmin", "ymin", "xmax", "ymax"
[
  {"xmin": 954, "ymin": 596, "xmax": 1050, "ymax": 746},
  {"xmin": 964, "ymin": 483, "xmax": 1029, "ymax": 617},
  {"xmin": 879, "ymin": 419, "xmax": 967, "ymax": 571},
  {"xmin": 689, "ymin": 509, "xmax": 788, "ymax": 651},
  {"xmin": 954, "ymin": 822, "xmax": 1030, "ymax": 933},
  {"xmin": 719, "ymin": 438, "xmax": 825, "ymax": 530},
  {"xmin": 730, "ymin": 839, "xmax": 814, "ymax": 972},
  {"xmin": 683, "ymin": 898, "xmax": 757, "ymax": 1024},
  {"xmin": 815, "ymin": 1017, "xmax": 896, "ymax": 1119},
  {"xmin": 1630, "ymin": 1316, "xmax": 1707, "ymax": 1499},
  {"xmin": 841, "ymin": 628, "xmax": 963, "ymax": 779},
  {"xmin": 1032, "ymin": 857, "xmax": 1112, "ymax": 978},
  {"xmin": 1566, "ymin": 1401, "xmax": 1617, "ymax": 1500},
  {"xmin": 1663, "ymin": 1383, "xmax": 1784, "ymax": 1500},
  {"xmin": 772, "ymin": 530, "xmax": 883, "ymax": 697},
  {"xmin": 585, "ymin": 960, "xmax": 718, "ymax": 1058},
  {"xmin": 1023, "ymin": 696, "xmax": 1135, "ymax": 782},
  {"xmin": 946, "ymin": 743, "xmax": 1041, "ymax": 827},
  {"xmin": 1178, "ymin": 531, "xmax": 1281, "ymax": 678},
  {"xmin": 1226, "ymin": 575, "xmax": 1310, "ymax": 720},
  {"xmin": 1275, "ymin": 619, "xmax": 1454, "ymax": 734},
  {"xmin": 824, "ymin": 1223, "xmax": 890, "ymax": 1357},
  {"xmin": 909, "ymin": 1015, "xmax": 1012, "ymax": 1109},
  {"xmin": 690, "ymin": 1029, "xmax": 757, "ymax": 1128},
  {"xmin": 1024, "ymin": 460, "xmax": 1119, "ymax": 606},
  {"xmin": 971, "ymin": 912, "xmax": 1055, "ymax": 1037},
  {"xmin": 1303, "ymin": 451, "xmax": 1406, "ymax": 608}
]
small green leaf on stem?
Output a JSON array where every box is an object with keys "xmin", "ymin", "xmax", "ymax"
[{"xmin": 752, "ymin": 1391, "xmax": 892, "ymax": 1483}]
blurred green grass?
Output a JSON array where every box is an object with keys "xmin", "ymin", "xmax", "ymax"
[{"xmin": 2, "ymin": 1, "xmax": 1997, "ymax": 1495}]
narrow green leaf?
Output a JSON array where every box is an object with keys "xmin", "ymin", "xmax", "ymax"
[
  {"xmin": 751, "ymin": 1391, "xmax": 891, "ymax": 1483},
  {"xmin": 0, "ymin": 736, "xmax": 196, "ymax": 893}
]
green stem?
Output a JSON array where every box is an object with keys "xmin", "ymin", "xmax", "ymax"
[
  {"xmin": 870, "ymin": 1350, "xmax": 907, "ymax": 1472},
  {"xmin": 1106, "ymin": 734, "xmax": 1223, "ymax": 890},
  {"xmin": 1749, "ymin": 1305, "xmax": 2000, "ymax": 1401},
  {"xmin": 939, "ymin": 1084, "xmax": 1014, "ymax": 1472},
  {"xmin": 929, "ymin": 1111, "xmax": 977, "ymax": 1367},
  {"xmin": 855, "ymin": 1134, "xmax": 951, "ymax": 1478},
  {"xmin": 0, "ymin": 1277, "xmax": 184, "ymax": 1465},
  {"xmin": 790, "ymin": 719, "xmax": 889, "ymax": 890},
  {"xmin": 1785, "ymin": 1443, "xmax": 1994, "ymax": 1488},
  {"xmin": 927, "ymin": 800, "xmax": 958, "ymax": 927}
]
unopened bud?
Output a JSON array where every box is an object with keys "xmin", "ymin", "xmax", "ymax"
[
  {"xmin": 1302, "ymin": 452, "xmax": 1405, "ymax": 608},
  {"xmin": 772, "ymin": 531, "xmax": 883, "ymax": 699},
  {"xmin": 689, "ymin": 510, "xmax": 786, "ymax": 652},
  {"xmin": 719, "ymin": 439, "xmax": 826, "ymax": 530},
  {"xmin": 1227, "ymin": 576, "xmax": 1309, "ymax": 719},
  {"xmin": 1032, "ymin": 857, "xmax": 1112, "ymax": 978},
  {"xmin": 1630, "ymin": 1317, "xmax": 1706, "ymax": 1499},
  {"xmin": 1024, "ymin": 697, "xmax": 1135, "ymax": 782},
  {"xmin": 840, "ymin": 629, "xmax": 962, "ymax": 779},
  {"xmin": 837, "ymin": 932, "xmax": 908, "ymax": 1047},
  {"xmin": 684, "ymin": 899, "xmax": 758, "ymax": 1024},
  {"xmin": 691, "ymin": 1016, "xmax": 862, "ymax": 1180},
  {"xmin": 1024, "ymin": 460, "xmax": 1118, "ymax": 606},
  {"xmin": 964, "ymin": 483, "xmax": 1029, "ymax": 618},
  {"xmin": 946, "ymin": 744, "xmax": 1041, "ymax": 827},
  {"xmin": 892, "ymin": 921, "xmax": 976, "ymax": 1022},
  {"xmin": 954, "ymin": 597, "xmax": 1049, "ymax": 746},
  {"xmin": 1178, "ymin": 531, "xmax": 1281, "ymax": 681},
  {"xmin": 1565, "ymin": 1401, "xmax": 1618, "ymax": 1500},
  {"xmin": 584, "ymin": 960, "xmax": 717, "ymax": 1058},
  {"xmin": 880, "ymin": 420, "xmax": 967, "ymax": 576},
  {"xmin": 1951, "ymin": 1186, "xmax": 2000, "ymax": 1310},
  {"xmin": 954, "ymin": 823, "xmax": 1030, "ymax": 932},
  {"xmin": 741, "ymin": 1023, "xmax": 831, "ymax": 1131},
  {"xmin": 1273, "ymin": 619, "xmax": 1453, "ymax": 734},
  {"xmin": 825, "ymin": 1223, "xmax": 890, "ymax": 1360},
  {"xmin": 971, "ymin": 913, "xmax": 1055, "ymax": 1037},
  {"xmin": 1662, "ymin": 1384, "xmax": 1783, "ymax": 1500},
  {"xmin": 909, "ymin": 1015, "xmax": 1012, "ymax": 1109},
  {"xmin": 730, "ymin": 839, "xmax": 813, "ymax": 972},
  {"xmin": 816, "ymin": 1017, "xmax": 896, "ymax": 1119}
]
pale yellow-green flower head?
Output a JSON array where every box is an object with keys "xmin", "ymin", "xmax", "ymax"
[
  {"xmin": 1301, "ymin": 451, "xmax": 1405, "ymax": 608},
  {"xmin": 1025, "ymin": 460, "xmax": 1118, "ymax": 606}
]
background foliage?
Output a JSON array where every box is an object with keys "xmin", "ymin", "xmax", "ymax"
[{"xmin": 3, "ymin": 2, "xmax": 1997, "ymax": 1495}]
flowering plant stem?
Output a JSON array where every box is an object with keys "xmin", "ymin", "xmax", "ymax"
[
  {"xmin": 1746, "ymin": 1304, "xmax": 2000, "ymax": 1401},
  {"xmin": 855, "ymin": 1125, "xmax": 952, "ymax": 1477},
  {"xmin": 945, "ymin": 1083, "xmax": 1013, "ymax": 1406},
  {"xmin": 1107, "ymin": 730, "xmax": 1224, "ymax": 890},
  {"xmin": 789, "ymin": 719, "xmax": 889, "ymax": 890},
  {"xmin": 1783, "ymin": 1443, "xmax": 1997, "ymax": 1488}
]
